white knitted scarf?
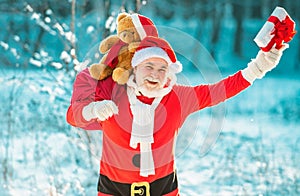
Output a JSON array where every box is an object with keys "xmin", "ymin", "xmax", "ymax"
[{"xmin": 126, "ymin": 74, "xmax": 176, "ymax": 176}]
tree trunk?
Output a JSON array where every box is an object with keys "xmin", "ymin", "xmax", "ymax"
[
  {"xmin": 210, "ymin": 1, "xmax": 223, "ymax": 58},
  {"xmin": 103, "ymin": 0, "xmax": 111, "ymax": 39},
  {"xmin": 232, "ymin": 2, "xmax": 245, "ymax": 57}
]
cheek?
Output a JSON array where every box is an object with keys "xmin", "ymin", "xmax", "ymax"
[
  {"xmin": 137, "ymin": 68, "xmax": 149, "ymax": 78},
  {"xmin": 135, "ymin": 74, "xmax": 141, "ymax": 84},
  {"xmin": 158, "ymin": 72, "xmax": 167, "ymax": 82},
  {"xmin": 134, "ymin": 70, "xmax": 144, "ymax": 85}
]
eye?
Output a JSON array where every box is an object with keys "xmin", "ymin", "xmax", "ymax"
[
  {"xmin": 146, "ymin": 66, "xmax": 153, "ymax": 70},
  {"xmin": 159, "ymin": 69, "xmax": 166, "ymax": 73}
]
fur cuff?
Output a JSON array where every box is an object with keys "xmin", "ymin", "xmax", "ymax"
[
  {"xmin": 82, "ymin": 102, "xmax": 95, "ymax": 121},
  {"xmin": 241, "ymin": 60, "xmax": 266, "ymax": 84}
]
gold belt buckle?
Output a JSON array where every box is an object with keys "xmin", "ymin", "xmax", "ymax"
[{"xmin": 131, "ymin": 181, "xmax": 150, "ymax": 196}]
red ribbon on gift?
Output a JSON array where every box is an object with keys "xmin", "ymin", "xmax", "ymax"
[{"xmin": 262, "ymin": 15, "xmax": 296, "ymax": 52}]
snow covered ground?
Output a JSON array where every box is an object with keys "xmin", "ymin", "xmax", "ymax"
[
  {"xmin": 0, "ymin": 68, "xmax": 299, "ymax": 196},
  {"xmin": 1, "ymin": 1, "xmax": 300, "ymax": 195}
]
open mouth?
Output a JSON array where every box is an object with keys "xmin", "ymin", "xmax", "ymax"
[{"xmin": 145, "ymin": 79, "xmax": 159, "ymax": 86}]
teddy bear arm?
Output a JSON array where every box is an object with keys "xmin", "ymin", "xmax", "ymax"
[
  {"xmin": 99, "ymin": 35, "xmax": 120, "ymax": 54},
  {"xmin": 118, "ymin": 58, "xmax": 133, "ymax": 70},
  {"xmin": 89, "ymin": 54, "xmax": 114, "ymax": 80},
  {"xmin": 128, "ymin": 41, "xmax": 141, "ymax": 53},
  {"xmin": 112, "ymin": 67, "xmax": 132, "ymax": 85}
]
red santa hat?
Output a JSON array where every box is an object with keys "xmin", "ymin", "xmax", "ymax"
[
  {"xmin": 131, "ymin": 14, "xmax": 158, "ymax": 39},
  {"xmin": 131, "ymin": 36, "xmax": 182, "ymax": 73}
]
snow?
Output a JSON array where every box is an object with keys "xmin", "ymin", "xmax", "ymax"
[
  {"xmin": 30, "ymin": 12, "xmax": 57, "ymax": 36},
  {"xmin": 65, "ymin": 32, "xmax": 75, "ymax": 43},
  {"xmin": 13, "ymin": 36, "xmax": 20, "ymax": 42},
  {"xmin": 29, "ymin": 58, "xmax": 42, "ymax": 67},
  {"xmin": 1, "ymin": 1, "xmax": 300, "ymax": 196},
  {"xmin": 60, "ymin": 51, "xmax": 72, "ymax": 64},
  {"xmin": 0, "ymin": 41, "xmax": 9, "ymax": 50},
  {"xmin": 86, "ymin": 26, "xmax": 95, "ymax": 34},
  {"xmin": 105, "ymin": 15, "xmax": 117, "ymax": 33},
  {"xmin": 54, "ymin": 23, "xmax": 65, "ymax": 35},
  {"xmin": 46, "ymin": 9, "xmax": 53, "ymax": 16},
  {"xmin": 51, "ymin": 62, "xmax": 63, "ymax": 69},
  {"xmin": 45, "ymin": 17, "xmax": 51, "ymax": 23}
]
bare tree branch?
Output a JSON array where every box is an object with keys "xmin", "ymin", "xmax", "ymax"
[{"xmin": 70, "ymin": 0, "xmax": 78, "ymax": 71}]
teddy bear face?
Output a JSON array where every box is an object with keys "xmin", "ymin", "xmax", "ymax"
[
  {"xmin": 118, "ymin": 28, "xmax": 140, "ymax": 44},
  {"xmin": 117, "ymin": 13, "xmax": 141, "ymax": 44}
]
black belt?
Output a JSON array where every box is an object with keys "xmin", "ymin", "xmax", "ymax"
[{"xmin": 98, "ymin": 172, "xmax": 178, "ymax": 196}]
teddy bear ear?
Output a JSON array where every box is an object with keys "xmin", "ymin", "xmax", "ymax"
[{"xmin": 117, "ymin": 12, "xmax": 129, "ymax": 23}]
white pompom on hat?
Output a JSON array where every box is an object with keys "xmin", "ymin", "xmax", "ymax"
[{"xmin": 131, "ymin": 36, "xmax": 182, "ymax": 73}]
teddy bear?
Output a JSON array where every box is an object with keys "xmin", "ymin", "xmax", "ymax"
[{"xmin": 89, "ymin": 12, "xmax": 158, "ymax": 84}]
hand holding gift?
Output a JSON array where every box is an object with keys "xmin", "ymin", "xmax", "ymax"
[{"xmin": 254, "ymin": 6, "xmax": 296, "ymax": 52}]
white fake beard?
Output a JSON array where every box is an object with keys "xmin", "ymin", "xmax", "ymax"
[
  {"xmin": 138, "ymin": 85, "xmax": 164, "ymax": 98},
  {"xmin": 138, "ymin": 76, "xmax": 165, "ymax": 97},
  {"xmin": 127, "ymin": 73, "xmax": 177, "ymax": 98}
]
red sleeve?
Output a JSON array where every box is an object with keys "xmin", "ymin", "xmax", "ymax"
[
  {"xmin": 174, "ymin": 71, "xmax": 251, "ymax": 121},
  {"xmin": 66, "ymin": 68, "xmax": 115, "ymax": 130}
]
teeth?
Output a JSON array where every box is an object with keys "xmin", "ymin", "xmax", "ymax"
[
  {"xmin": 146, "ymin": 79, "xmax": 158, "ymax": 82},
  {"xmin": 145, "ymin": 80, "xmax": 158, "ymax": 86},
  {"xmin": 147, "ymin": 80, "xmax": 157, "ymax": 83}
]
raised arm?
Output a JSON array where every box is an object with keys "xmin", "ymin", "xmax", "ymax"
[{"xmin": 175, "ymin": 46, "xmax": 287, "ymax": 120}]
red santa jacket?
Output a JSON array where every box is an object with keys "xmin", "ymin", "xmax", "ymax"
[{"xmin": 66, "ymin": 68, "xmax": 251, "ymax": 184}]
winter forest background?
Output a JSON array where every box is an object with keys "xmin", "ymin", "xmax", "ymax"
[{"xmin": 1, "ymin": 0, "xmax": 300, "ymax": 195}]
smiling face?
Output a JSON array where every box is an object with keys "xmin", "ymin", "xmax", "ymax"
[{"xmin": 134, "ymin": 57, "xmax": 169, "ymax": 91}]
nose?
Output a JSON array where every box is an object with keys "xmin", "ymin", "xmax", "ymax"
[{"xmin": 149, "ymin": 70, "xmax": 159, "ymax": 78}]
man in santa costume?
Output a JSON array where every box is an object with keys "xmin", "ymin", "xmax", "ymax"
[{"xmin": 67, "ymin": 35, "xmax": 287, "ymax": 195}]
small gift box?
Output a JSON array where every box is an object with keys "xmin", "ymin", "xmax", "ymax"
[{"xmin": 254, "ymin": 6, "xmax": 296, "ymax": 52}]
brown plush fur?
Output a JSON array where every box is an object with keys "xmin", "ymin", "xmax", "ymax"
[{"xmin": 89, "ymin": 13, "xmax": 141, "ymax": 84}]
